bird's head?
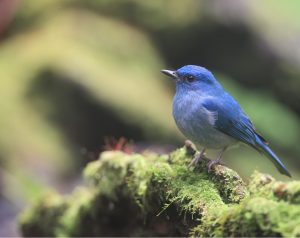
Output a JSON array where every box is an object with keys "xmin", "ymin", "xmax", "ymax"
[{"xmin": 161, "ymin": 65, "xmax": 221, "ymax": 92}]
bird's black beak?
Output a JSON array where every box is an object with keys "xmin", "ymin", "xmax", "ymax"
[{"xmin": 161, "ymin": 69, "xmax": 178, "ymax": 80}]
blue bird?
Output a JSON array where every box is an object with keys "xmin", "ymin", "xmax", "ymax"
[{"xmin": 161, "ymin": 65, "xmax": 291, "ymax": 177}]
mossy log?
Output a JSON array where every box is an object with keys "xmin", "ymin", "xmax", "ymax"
[{"xmin": 19, "ymin": 146, "xmax": 300, "ymax": 237}]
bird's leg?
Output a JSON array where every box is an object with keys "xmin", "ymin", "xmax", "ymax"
[
  {"xmin": 208, "ymin": 146, "xmax": 227, "ymax": 171},
  {"xmin": 188, "ymin": 147, "xmax": 206, "ymax": 168}
]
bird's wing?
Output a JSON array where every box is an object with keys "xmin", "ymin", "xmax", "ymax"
[
  {"xmin": 202, "ymin": 96, "xmax": 258, "ymax": 146},
  {"xmin": 203, "ymin": 96, "xmax": 290, "ymax": 177}
]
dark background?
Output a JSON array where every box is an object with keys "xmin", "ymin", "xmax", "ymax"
[{"xmin": 1, "ymin": 0, "xmax": 300, "ymax": 236}]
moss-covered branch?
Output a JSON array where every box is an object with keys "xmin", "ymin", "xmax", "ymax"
[{"xmin": 19, "ymin": 146, "xmax": 300, "ymax": 237}]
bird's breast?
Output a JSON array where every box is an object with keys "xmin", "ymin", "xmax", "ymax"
[
  {"xmin": 172, "ymin": 92, "xmax": 236, "ymax": 149},
  {"xmin": 173, "ymin": 92, "xmax": 211, "ymax": 138}
]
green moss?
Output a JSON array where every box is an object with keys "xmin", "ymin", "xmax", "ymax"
[
  {"xmin": 19, "ymin": 191, "xmax": 67, "ymax": 237},
  {"xmin": 248, "ymin": 171, "xmax": 300, "ymax": 204},
  {"xmin": 56, "ymin": 187, "xmax": 96, "ymax": 236},
  {"xmin": 209, "ymin": 164, "xmax": 248, "ymax": 203},
  {"xmin": 193, "ymin": 197, "xmax": 300, "ymax": 237},
  {"xmin": 19, "ymin": 147, "xmax": 300, "ymax": 237}
]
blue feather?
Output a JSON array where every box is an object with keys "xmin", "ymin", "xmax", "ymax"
[
  {"xmin": 202, "ymin": 96, "xmax": 291, "ymax": 177},
  {"xmin": 202, "ymin": 96, "xmax": 257, "ymax": 147},
  {"xmin": 255, "ymin": 136, "xmax": 291, "ymax": 177}
]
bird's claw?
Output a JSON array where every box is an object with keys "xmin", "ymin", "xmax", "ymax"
[
  {"xmin": 188, "ymin": 151, "xmax": 209, "ymax": 168},
  {"xmin": 188, "ymin": 154, "xmax": 200, "ymax": 168},
  {"xmin": 207, "ymin": 159, "xmax": 224, "ymax": 172}
]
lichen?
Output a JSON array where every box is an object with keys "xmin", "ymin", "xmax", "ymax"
[{"xmin": 19, "ymin": 146, "xmax": 300, "ymax": 237}]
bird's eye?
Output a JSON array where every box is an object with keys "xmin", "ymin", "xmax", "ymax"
[{"xmin": 185, "ymin": 75, "xmax": 195, "ymax": 82}]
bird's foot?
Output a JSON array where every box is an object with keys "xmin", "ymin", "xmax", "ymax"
[
  {"xmin": 207, "ymin": 159, "xmax": 225, "ymax": 172},
  {"xmin": 188, "ymin": 149, "xmax": 208, "ymax": 168},
  {"xmin": 207, "ymin": 147, "xmax": 227, "ymax": 172},
  {"xmin": 188, "ymin": 154, "xmax": 201, "ymax": 168},
  {"xmin": 184, "ymin": 140, "xmax": 197, "ymax": 156}
]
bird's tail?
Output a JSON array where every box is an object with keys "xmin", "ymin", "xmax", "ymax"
[{"xmin": 255, "ymin": 135, "xmax": 291, "ymax": 177}]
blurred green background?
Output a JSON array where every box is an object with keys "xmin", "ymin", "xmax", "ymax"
[{"xmin": 1, "ymin": 0, "xmax": 300, "ymax": 236}]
